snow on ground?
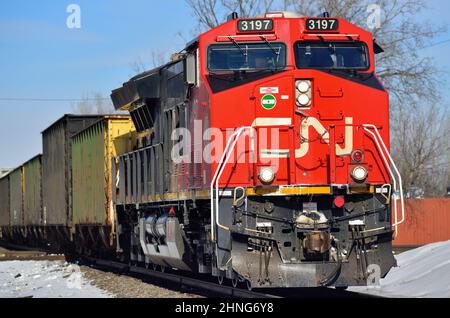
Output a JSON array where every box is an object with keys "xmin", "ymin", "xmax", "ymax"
[
  {"xmin": 2, "ymin": 241, "xmax": 450, "ymax": 298},
  {"xmin": 0, "ymin": 260, "xmax": 112, "ymax": 298},
  {"xmin": 350, "ymin": 240, "xmax": 450, "ymax": 298}
]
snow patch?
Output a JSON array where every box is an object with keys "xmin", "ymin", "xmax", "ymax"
[
  {"xmin": 0, "ymin": 260, "xmax": 111, "ymax": 298},
  {"xmin": 350, "ymin": 240, "xmax": 450, "ymax": 298}
]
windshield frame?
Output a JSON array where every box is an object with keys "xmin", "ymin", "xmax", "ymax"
[
  {"xmin": 207, "ymin": 42, "xmax": 287, "ymax": 73},
  {"xmin": 293, "ymin": 40, "xmax": 370, "ymax": 71}
]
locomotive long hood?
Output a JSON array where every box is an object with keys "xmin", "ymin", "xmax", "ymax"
[{"xmin": 111, "ymin": 68, "xmax": 161, "ymax": 110}]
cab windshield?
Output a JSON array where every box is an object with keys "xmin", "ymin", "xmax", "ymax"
[
  {"xmin": 208, "ymin": 43, "xmax": 286, "ymax": 72},
  {"xmin": 294, "ymin": 41, "xmax": 369, "ymax": 70}
]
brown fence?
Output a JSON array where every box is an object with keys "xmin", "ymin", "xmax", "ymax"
[{"xmin": 393, "ymin": 199, "xmax": 450, "ymax": 247}]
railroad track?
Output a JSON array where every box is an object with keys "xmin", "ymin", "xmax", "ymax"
[
  {"xmin": 0, "ymin": 242, "xmax": 381, "ymax": 298},
  {"xmin": 81, "ymin": 257, "xmax": 279, "ymax": 298},
  {"xmin": 81, "ymin": 257, "xmax": 378, "ymax": 299}
]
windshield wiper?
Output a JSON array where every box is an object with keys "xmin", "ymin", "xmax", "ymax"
[
  {"xmin": 227, "ymin": 35, "xmax": 247, "ymax": 57},
  {"xmin": 259, "ymin": 35, "xmax": 280, "ymax": 58}
]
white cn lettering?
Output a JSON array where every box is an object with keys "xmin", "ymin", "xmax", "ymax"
[{"xmin": 295, "ymin": 117, "xmax": 354, "ymax": 158}]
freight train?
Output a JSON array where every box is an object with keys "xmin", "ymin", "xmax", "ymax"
[{"xmin": 0, "ymin": 11, "xmax": 405, "ymax": 290}]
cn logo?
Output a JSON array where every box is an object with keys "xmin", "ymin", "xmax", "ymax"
[
  {"xmin": 295, "ymin": 117, "xmax": 354, "ymax": 158},
  {"xmin": 256, "ymin": 116, "xmax": 354, "ymax": 159}
]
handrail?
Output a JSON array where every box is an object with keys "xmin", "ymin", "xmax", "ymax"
[
  {"xmin": 363, "ymin": 124, "xmax": 405, "ymax": 237},
  {"xmin": 210, "ymin": 127, "xmax": 253, "ymax": 242},
  {"xmin": 363, "ymin": 128, "xmax": 398, "ymax": 223}
]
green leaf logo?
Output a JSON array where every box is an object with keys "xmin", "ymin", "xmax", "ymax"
[{"xmin": 261, "ymin": 94, "xmax": 277, "ymax": 110}]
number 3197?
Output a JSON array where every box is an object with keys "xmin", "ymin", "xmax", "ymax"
[{"xmin": 306, "ymin": 19, "xmax": 338, "ymax": 31}]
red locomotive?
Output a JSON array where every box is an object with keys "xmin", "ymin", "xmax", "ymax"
[{"xmin": 111, "ymin": 11, "xmax": 405, "ymax": 289}]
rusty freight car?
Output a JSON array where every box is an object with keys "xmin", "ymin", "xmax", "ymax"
[
  {"xmin": 22, "ymin": 155, "xmax": 43, "ymax": 243},
  {"xmin": 9, "ymin": 166, "xmax": 24, "ymax": 240},
  {"xmin": 0, "ymin": 175, "xmax": 10, "ymax": 239},
  {"xmin": 42, "ymin": 115, "xmax": 103, "ymax": 246},
  {"xmin": 0, "ymin": 155, "xmax": 44, "ymax": 244},
  {"xmin": 71, "ymin": 116, "xmax": 136, "ymax": 255}
]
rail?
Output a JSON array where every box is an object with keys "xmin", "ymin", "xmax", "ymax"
[
  {"xmin": 363, "ymin": 124, "xmax": 405, "ymax": 237},
  {"xmin": 83, "ymin": 256, "xmax": 377, "ymax": 298},
  {"xmin": 0, "ymin": 243, "xmax": 381, "ymax": 298},
  {"xmin": 84, "ymin": 257, "xmax": 279, "ymax": 298}
]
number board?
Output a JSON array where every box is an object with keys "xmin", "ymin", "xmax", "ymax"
[
  {"xmin": 305, "ymin": 19, "xmax": 339, "ymax": 31},
  {"xmin": 237, "ymin": 19, "xmax": 274, "ymax": 32}
]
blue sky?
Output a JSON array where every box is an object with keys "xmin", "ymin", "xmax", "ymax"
[{"xmin": 0, "ymin": 0, "xmax": 449, "ymax": 167}]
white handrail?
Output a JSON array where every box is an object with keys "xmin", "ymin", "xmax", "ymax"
[
  {"xmin": 210, "ymin": 127, "xmax": 252, "ymax": 242},
  {"xmin": 363, "ymin": 125, "xmax": 405, "ymax": 236},
  {"xmin": 363, "ymin": 128, "xmax": 398, "ymax": 227}
]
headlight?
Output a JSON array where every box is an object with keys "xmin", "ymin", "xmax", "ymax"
[
  {"xmin": 296, "ymin": 81, "xmax": 310, "ymax": 93},
  {"xmin": 297, "ymin": 94, "xmax": 310, "ymax": 106},
  {"xmin": 295, "ymin": 79, "xmax": 312, "ymax": 107},
  {"xmin": 351, "ymin": 166, "xmax": 368, "ymax": 182},
  {"xmin": 259, "ymin": 167, "xmax": 275, "ymax": 184}
]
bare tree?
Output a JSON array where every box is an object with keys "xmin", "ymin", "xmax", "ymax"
[
  {"xmin": 129, "ymin": 50, "xmax": 171, "ymax": 76},
  {"xmin": 151, "ymin": 50, "xmax": 169, "ymax": 68},
  {"xmin": 185, "ymin": 0, "xmax": 278, "ymax": 31},
  {"xmin": 392, "ymin": 103, "xmax": 450, "ymax": 197},
  {"xmin": 71, "ymin": 93, "xmax": 115, "ymax": 115},
  {"xmin": 129, "ymin": 56, "xmax": 148, "ymax": 75}
]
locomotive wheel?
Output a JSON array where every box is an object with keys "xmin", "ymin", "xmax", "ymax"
[
  {"xmin": 246, "ymin": 280, "xmax": 252, "ymax": 291},
  {"xmin": 160, "ymin": 265, "xmax": 166, "ymax": 273},
  {"xmin": 152, "ymin": 264, "xmax": 158, "ymax": 271},
  {"xmin": 217, "ymin": 275, "xmax": 224, "ymax": 285},
  {"xmin": 232, "ymin": 278, "xmax": 238, "ymax": 288}
]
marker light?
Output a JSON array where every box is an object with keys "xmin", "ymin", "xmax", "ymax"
[
  {"xmin": 333, "ymin": 196, "xmax": 345, "ymax": 208},
  {"xmin": 259, "ymin": 168, "xmax": 275, "ymax": 184},
  {"xmin": 351, "ymin": 166, "xmax": 368, "ymax": 182},
  {"xmin": 351, "ymin": 150, "xmax": 364, "ymax": 163}
]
